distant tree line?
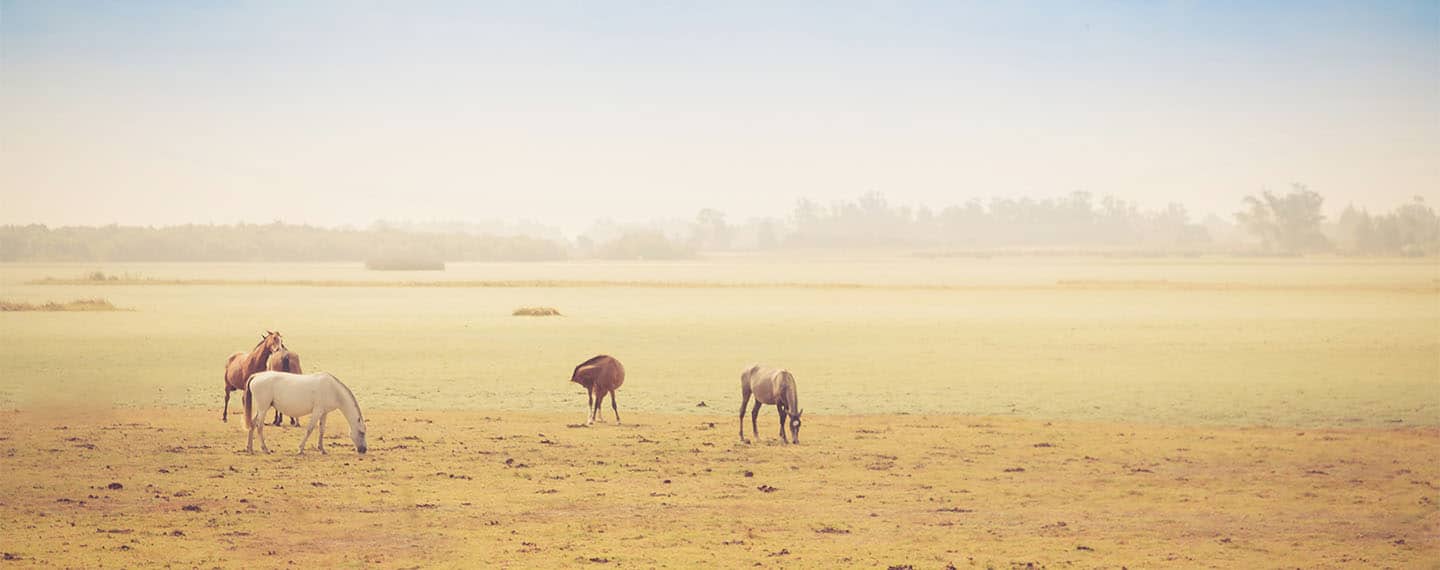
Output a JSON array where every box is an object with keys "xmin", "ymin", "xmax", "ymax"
[
  {"xmin": 783, "ymin": 191, "xmax": 1210, "ymax": 249},
  {"xmin": 0, "ymin": 223, "xmax": 567, "ymax": 262},
  {"xmin": 677, "ymin": 188, "xmax": 1435, "ymax": 256},
  {"xmin": 3, "ymin": 189, "xmax": 1435, "ymax": 262},
  {"xmin": 1235, "ymin": 185, "xmax": 1438, "ymax": 256}
]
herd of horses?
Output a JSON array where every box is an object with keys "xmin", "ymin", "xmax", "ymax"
[{"xmin": 222, "ymin": 331, "xmax": 804, "ymax": 455}]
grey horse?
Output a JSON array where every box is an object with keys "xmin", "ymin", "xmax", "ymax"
[{"xmin": 739, "ymin": 364, "xmax": 803, "ymax": 444}]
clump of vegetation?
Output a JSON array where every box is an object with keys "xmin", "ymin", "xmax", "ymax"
[
  {"xmin": 365, "ymin": 257, "xmax": 445, "ymax": 271},
  {"xmin": 0, "ymin": 298, "xmax": 125, "ymax": 312},
  {"xmin": 594, "ymin": 230, "xmax": 694, "ymax": 260},
  {"xmin": 87, "ymin": 271, "xmax": 120, "ymax": 281},
  {"xmin": 512, "ymin": 306, "xmax": 562, "ymax": 317}
]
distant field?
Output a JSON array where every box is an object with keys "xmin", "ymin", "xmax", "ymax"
[{"xmin": 1, "ymin": 257, "xmax": 1435, "ymax": 426}]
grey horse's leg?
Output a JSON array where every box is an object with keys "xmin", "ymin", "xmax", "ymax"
[
  {"xmin": 222, "ymin": 389, "xmax": 231, "ymax": 422},
  {"xmin": 739, "ymin": 390, "xmax": 752, "ymax": 443},
  {"xmin": 610, "ymin": 390, "xmax": 621, "ymax": 424},
  {"xmin": 752, "ymin": 401, "xmax": 764, "ymax": 437},
  {"xmin": 778, "ymin": 407, "xmax": 788, "ymax": 443}
]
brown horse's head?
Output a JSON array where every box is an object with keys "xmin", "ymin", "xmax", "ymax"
[
  {"xmin": 788, "ymin": 409, "xmax": 804, "ymax": 444},
  {"xmin": 257, "ymin": 330, "xmax": 284, "ymax": 354}
]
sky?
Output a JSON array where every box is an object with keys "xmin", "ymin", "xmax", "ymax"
[{"xmin": 1, "ymin": 1, "xmax": 1436, "ymax": 234}]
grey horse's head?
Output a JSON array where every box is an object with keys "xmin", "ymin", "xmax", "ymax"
[{"xmin": 788, "ymin": 409, "xmax": 803, "ymax": 444}]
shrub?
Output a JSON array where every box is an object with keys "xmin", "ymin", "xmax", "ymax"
[{"xmin": 512, "ymin": 306, "xmax": 562, "ymax": 317}]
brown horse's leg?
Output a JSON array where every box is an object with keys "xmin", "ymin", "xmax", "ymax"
[
  {"xmin": 593, "ymin": 388, "xmax": 607, "ymax": 423},
  {"xmin": 777, "ymin": 407, "xmax": 788, "ymax": 443},
  {"xmin": 750, "ymin": 401, "xmax": 762, "ymax": 441},
  {"xmin": 222, "ymin": 388, "xmax": 231, "ymax": 422},
  {"xmin": 290, "ymin": 415, "xmax": 299, "ymax": 427},
  {"xmin": 739, "ymin": 391, "xmax": 751, "ymax": 443},
  {"xmin": 610, "ymin": 390, "xmax": 620, "ymax": 424},
  {"xmin": 272, "ymin": 409, "xmax": 283, "ymax": 427}
]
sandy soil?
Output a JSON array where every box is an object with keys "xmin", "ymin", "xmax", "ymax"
[{"xmin": 1, "ymin": 408, "xmax": 1435, "ymax": 568}]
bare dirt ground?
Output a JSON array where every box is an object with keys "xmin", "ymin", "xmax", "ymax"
[{"xmin": 2, "ymin": 408, "xmax": 1435, "ymax": 568}]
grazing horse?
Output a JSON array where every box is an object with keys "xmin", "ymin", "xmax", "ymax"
[
  {"xmin": 222, "ymin": 331, "xmax": 284, "ymax": 422},
  {"xmin": 739, "ymin": 364, "xmax": 803, "ymax": 444},
  {"xmin": 243, "ymin": 371, "xmax": 367, "ymax": 455},
  {"xmin": 265, "ymin": 347, "xmax": 304, "ymax": 427},
  {"xmin": 570, "ymin": 355, "xmax": 625, "ymax": 426}
]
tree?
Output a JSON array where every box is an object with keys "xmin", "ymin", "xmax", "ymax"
[
  {"xmin": 691, "ymin": 208, "xmax": 731, "ymax": 250},
  {"xmin": 1236, "ymin": 184, "xmax": 1330, "ymax": 253}
]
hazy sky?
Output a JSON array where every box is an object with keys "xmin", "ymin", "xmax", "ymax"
[{"xmin": 2, "ymin": 1, "xmax": 1436, "ymax": 233}]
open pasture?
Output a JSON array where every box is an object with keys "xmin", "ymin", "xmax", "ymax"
[
  {"xmin": 1, "ymin": 258, "xmax": 1435, "ymax": 426},
  {"xmin": 0, "ymin": 409, "xmax": 1436, "ymax": 568},
  {"xmin": 1, "ymin": 256, "xmax": 1437, "ymax": 567}
]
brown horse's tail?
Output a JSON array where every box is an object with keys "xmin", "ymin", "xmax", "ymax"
[{"xmin": 242, "ymin": 374, "xmax": 255, "ymax": 430}]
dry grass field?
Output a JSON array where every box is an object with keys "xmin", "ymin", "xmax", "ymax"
[
  {"xmin": 1, "ymin": 256, "xmax": 1437, "ymax": 567},
  {"xmin": 1, "ymin": 409, "xmax": 1435, "ymax": 568}
]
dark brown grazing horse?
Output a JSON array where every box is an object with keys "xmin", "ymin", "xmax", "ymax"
[
  {"xmin": 222, "ymin": 331, "xmax": 284, "ymax": 422},
  {"xmin": 265, "ymin": 348, "xmax": 303, "ymax": 426},
  {"xmin": 570, "ymin": 355, "xmax": 625, "ymax": 426}
]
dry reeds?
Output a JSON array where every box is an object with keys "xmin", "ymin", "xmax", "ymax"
[
  {"xmin": 0, "ymin": 298, "xmax": 125, "ymax": 312},
  {"xmin": 512, "ymin": 306, "xmax": 562, "ymax": 317}
]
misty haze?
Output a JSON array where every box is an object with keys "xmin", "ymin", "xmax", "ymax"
[{"xmin": 1, "ymin": 2, "xmax": 1437, "ymax": 568}]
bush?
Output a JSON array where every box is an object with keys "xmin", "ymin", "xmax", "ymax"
[
  {"xmin": 512, "ymin": 306, "xmax": 562, "ymax": 317},
  {"xmin": 0, "ymin": 298, "xmax": 123, "ymax": 311},
  {"xmin": 364, "ymin": 257, "xmax": 445, "ymax": 271},
  {"xmin": 595, "ymin": 230, "xmax": 693, "ymax": 260}
]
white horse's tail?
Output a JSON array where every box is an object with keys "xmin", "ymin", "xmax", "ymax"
[{"xmin": 242, "ymin": 374, "xmax": 256, "ymax": 430}]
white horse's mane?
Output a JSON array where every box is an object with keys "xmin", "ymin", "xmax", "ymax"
[{"xmin": 327, "ymin": 373, "xmax": 363, "ymax": 420}]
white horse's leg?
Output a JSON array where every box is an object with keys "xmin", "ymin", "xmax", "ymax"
[
  {"xmin": 297, "ymin": 409, "xmax": 320, "ymax": 455},
  {"xmin": 316, "ymin": 412, "xmax": 328, "ymax": 454},
  {"xmin": 246, "ymin": 421, "xmax": 255, "ymax": 453},
  {"xmin": 255, "ymin": 414, "xmax": 272, "ymax": 454}
]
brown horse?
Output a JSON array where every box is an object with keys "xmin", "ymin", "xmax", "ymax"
[
  {"xmin": 265, "ymin": 347, "xmax": 303, "ymax": 426},
  {"xmin": 222, "ymin": 331, "xmax": 284, "ymax": 422},
  {"xmin": 570, "ymin": 355, "xmax": 625, "ymax": 426}
]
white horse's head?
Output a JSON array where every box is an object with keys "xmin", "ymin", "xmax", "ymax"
[{"xmin": 351, "ymin": 417, "xmax": 368, "ymax": 454}]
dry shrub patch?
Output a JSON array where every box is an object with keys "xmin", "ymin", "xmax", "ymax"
[
  {"xmin": 512, "ymin": 306, "xmax": 562, "ymax": 317},
  {"xmin": 0, "ymin": 298, "xmax": 125, "ymax": 312}
]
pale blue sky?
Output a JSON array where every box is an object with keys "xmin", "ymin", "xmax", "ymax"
[{"xmin": 2, "ymin": 1, "xmax": 1436, "ymax": 231}]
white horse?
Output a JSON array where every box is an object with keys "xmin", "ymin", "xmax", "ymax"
[{"xmin": 243, "ymin": 371, "xmax": 368, "ymax": 455}]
